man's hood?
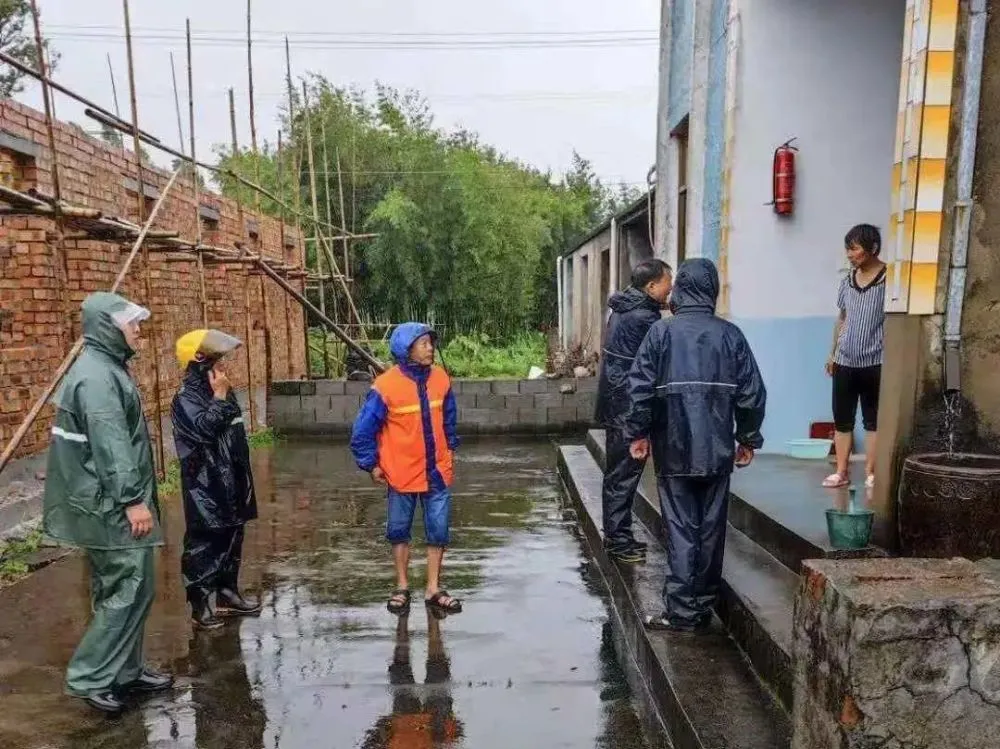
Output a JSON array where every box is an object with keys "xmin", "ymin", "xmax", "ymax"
[
  {"xmin": 608, "ymin": 286, "xmax": 660, "ymax": 314},
  {"xmin": 81, "ymin": 291, "xmax": 144, "ymax": 362},
  {"xmin": 669, "ymin": 258, "xmax": 719, "ymax": 313},
  {"xmin": 389, "ymin": 322, "xmax": 436, "ymax": 364}
]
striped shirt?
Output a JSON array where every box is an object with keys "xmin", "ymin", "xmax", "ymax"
[{"xmin": 834, "ymin": 266, "xmax": 886, "ymax": 368}]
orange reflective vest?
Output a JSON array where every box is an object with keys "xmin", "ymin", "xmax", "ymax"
[{"xmin": 372, "ymin": 365, "xmax": 454, "ymax": 493}]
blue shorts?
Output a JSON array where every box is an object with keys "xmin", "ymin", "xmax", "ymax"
[{"xmin": 386, "ymin": 487, "xmax": 452, "ymax": 547}]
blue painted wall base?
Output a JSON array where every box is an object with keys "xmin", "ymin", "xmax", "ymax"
[{"xmin": 733, "ymin": 316, "xmax": 866, "ymax": 455}]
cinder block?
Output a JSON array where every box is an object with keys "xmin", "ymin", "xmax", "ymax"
[
  {"xmin": 299, "ymin": 381, "xmax": 317, "ymax": 396},
  {"xmin": 574, "ymin": 377, "xmax": 599, "ymax": 393},
  {"xmin": 546, "ymin": 379, "xmax": 570, "ymax": 394},
  {"xmin": 490, "ymin": 380, "xmax": 520, "ymax": 395},
  {"xmin": 547, "ymin": 406, "xmax": 579, "ymax": 426},
  {"xmin": 534, "ymin": 393, "xmax": 566, "ymax": 408},
  {"xmin": 516, "ymin": 407, "xmax": 548, "ymax": 427},
  {"xmin": 315, "ymin": 380, "xmax": 347, "ymax": 396},
  {"xmin": 475, "ymin": 394, "xmax": 506, "ymax": 409},
  {"xmin": 504, "ymin": 394, "xmax": 534, "ymax": 410},
  {"xmin": 518, "ymin": 379, "xmax": 548, "ymax": 394},
  {"xmin": 300, "ymin": 394, "xmax": 330, "ymax": 416},
  {"xmin": 574, "ymin": 393, "xmax": 598, "ymax": 413},
  {"xmin": 456, "ymin": 379, "xmax": 490, "ymax": 395},
  {"xmin": 456, "ymin": 394, "xmax": 478, "ymax": 409},
  {"xmin": 459, "ymin": 408, "xmax": 495, "ymax": 427},
  {"xmin": 270, "ymin": 380, "xmax": 301, "ymax": 396},
  {"xmin": 575, "ymin": 404, "xmax": 596, "ymax": 425},
  {"xmin": 345, "ymin": 380, "xmax": 372, "ymax": 396}
]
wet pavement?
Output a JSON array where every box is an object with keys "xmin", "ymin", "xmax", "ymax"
[{"xmin": 0, "ymin": 439, "xmax": 665, "ymax": 749}]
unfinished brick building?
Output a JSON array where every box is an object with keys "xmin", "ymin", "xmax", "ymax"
[{"xmin": 0, "ymin": 98, "xmax": 309, "ymax": 477}]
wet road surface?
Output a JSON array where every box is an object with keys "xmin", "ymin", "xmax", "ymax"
[{"xmin": 0, "ymin": 439, "xmax": 666, "ymax": 749}]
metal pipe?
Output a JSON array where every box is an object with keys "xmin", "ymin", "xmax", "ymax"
[
  {"xmin": 186, "ymin": 19, "xmax": 208, "ymax": 328},
  {"xmin": 943, "ymin": 0, "xmax": 987, "ymax": 394},
  {"xmin": 0, "ymin": 168, "xmax": 183, "ymax": 477},
  {"xmin": 557, "ymin": 256, "xmax": 564, "ymax": 349}
]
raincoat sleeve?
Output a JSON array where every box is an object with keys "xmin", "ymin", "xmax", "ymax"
[
  {"xmin": 733, "ymin": 331, "xmax": 767, "ymax": 450},
  {"xmin": 174, "ymin": 391, "xmax": 242, "ymax": 445},
  {"xmin": 78, "ymin": 377, "xmax": 148, "ymax": 508},
  {"xmin": 444, "ymin": 386, "xmax": 460, "ymax": 450},
  {"xmin": 350, "ymin": 388, "xmax": 388, "ymax": 472},
  {"xmin": 624, "ymin": 324, "xmax": 665, "ymax": 442}
]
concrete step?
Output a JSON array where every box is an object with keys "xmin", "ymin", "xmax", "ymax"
[
  {"xmin": 585, "ymin": 430, "xmax": 887, "ymax": 576},
  {"xmin": 558, "ymin": 445, "xmax": 791, "ymax": 749},
  {"xmin": 582, "ymin": 430, "xmax": 797, "ymax": 711}
]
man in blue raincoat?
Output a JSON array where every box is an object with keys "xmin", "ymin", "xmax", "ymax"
[{"xmin": 626, "ymin": 258, "xmax": 766, "ymax": 633}]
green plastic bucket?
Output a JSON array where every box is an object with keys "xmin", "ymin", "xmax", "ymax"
[{"xmin": 825, "ymin": 488, "xmax": 875, "ymax": 550}]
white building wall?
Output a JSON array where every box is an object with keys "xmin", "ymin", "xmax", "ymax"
[{"xmin": 727, "ymin": 0, "xmax": 905, "ymax": 321}]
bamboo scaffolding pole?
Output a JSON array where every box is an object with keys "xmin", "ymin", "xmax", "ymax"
[
  {"xmin": 318, "ymin": 115, "xmax": 342, "ymax": 370},
  {"xmin": 335, "ymin": 146, "xmax": 350, "ymax": 279},
  {"xmin": 254, "ymin": 257, "xmax": 383, "ymax": 373},
  {"xmin": 186, "ymin": 19, "xmax": 208, "ymax": 328},
  {"xmin": 246, "ymin": 0, "xmax": 272, "ymax": 390},
  {"xmin": 284, "ymin": 36, "xmax": 311, "ymax": 377},
  {"xmin": 123, "ymin": 0, "xmax": 166, "ymax": 478},
  {"xmin": 0, "ymin": 50, "xmax": 357, "ymax": 241},
  {"xmin": 229, "ymin": 87, "xmax": 257, "ymax": 431},
  {"xmin": 278, "ymin": 131, "xmax": 293, "ymax": 377},
  {"xmin": 28, "ymin": 0, "xmax": 70, "ymax": 353},
  {"xmin": 300, "ymin": 81, "xmax": 330, "ymax": 377},
  {"xmin": 0, "ymin": 168, "xmax": 183, "ymax": 477}
]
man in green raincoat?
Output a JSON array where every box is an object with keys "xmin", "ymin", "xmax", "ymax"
[{"xmin": 43, "ymin": 291, "xmax": 174, "ymax": 714}]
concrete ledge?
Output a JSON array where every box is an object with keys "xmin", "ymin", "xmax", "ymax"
[
  {"xmin": 268, "ymin": 378, "xmax": 597, "ymax": 435},
  {"xmin": 793, "ymin": 558, "xmax": 1000, "ymax": 749},
  {"xmin": 558, "ymin": 445, "xmax": 791, "ymax": 748}
]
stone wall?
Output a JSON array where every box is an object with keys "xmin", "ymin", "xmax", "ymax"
[
  {"xmin": 0, "ymin": 99, "xmax": 308, "ymax": 466},
  {"xmin": 268, "ymin": 377, "xmax": 598, "ymax": 435}
]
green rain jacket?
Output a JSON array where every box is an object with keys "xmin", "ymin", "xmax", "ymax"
[{"xmin": 42, "ymin": 292, "xmax": 164, "ymax": 550}]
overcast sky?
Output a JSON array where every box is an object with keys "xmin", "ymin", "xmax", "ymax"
[{"xmin": 20, "ymin": 0, "xmax": 659, "ymax": 190}]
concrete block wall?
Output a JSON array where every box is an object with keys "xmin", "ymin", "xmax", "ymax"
[{"xmin": 268, "ymin": 378, "xmax": 599, "ymax": 435}]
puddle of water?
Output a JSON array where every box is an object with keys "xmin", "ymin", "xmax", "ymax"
[{"xmin": 0, "ymin": 439, "xmax": 663, "ymax": 749}]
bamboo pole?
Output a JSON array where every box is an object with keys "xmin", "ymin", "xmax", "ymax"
[
  {"xmin": 28, "ymin": 0, "xmax": 70, "ymax": 353},
  {"xmin": 319, "ymin": 115, "xmax": 341, "ymax": 369},
  {"xmin": 300, "ymin": 82, "xmax": 330, "ymax": 378},
  {"xmin": 278, "ymin": 131, "xmax": 293, "ymax": 377},
  {"xmin": 123, "ymin": 0, "xmax": 166, "ymax": 479},
  {"xmin": 0, "ymin": 168, "xmax": 183, "ymax": 477},
  {"xmin": 246, "ymin": 0, "xmax": 272, "ymax": 390},
  {"xmin": 229, "ymin": 88, "xmax": 257, "ymax": 430},
  {"xmin": 186, "ymin": 19, "xmax": 208, "ymax": 328},
  {"xmin": 285, "ymin": 36, "xmax": 310, "ymax": 377},
  {"xmin": 335, "ymin": 146, "xmax": 350, "ymax": 280}
]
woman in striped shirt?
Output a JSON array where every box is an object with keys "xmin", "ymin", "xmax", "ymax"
[{"xmin": 823, "ymin": 224, "xmax": 886, "ymax": 490}]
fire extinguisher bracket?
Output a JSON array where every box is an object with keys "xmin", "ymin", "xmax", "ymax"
[{"xmin": 768, "ymin": 137, "xmax": 798, "ymax": 216}]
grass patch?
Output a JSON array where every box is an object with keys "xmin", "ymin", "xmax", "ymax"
[
  {"xmin": 0, "ymin": 528, "xmax": 43, "ymax": 583},
  {"xmin": 248, "ymin": 427, "xmax": 281, "ymax": 449}
]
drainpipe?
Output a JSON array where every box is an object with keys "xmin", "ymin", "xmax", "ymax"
[
  {"xmin": 610, "ymin": 216, "xmax": 619, "ymax": 297},
  {"xmin": 943, "ymin": 0, "xmax": 987, "ymax": 394},
  {"xmin": 557, "ymin": 255, "xmax": 565, "ymax": 349}
]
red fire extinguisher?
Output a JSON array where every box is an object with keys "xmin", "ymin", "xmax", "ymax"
[{"xmin": 770, "ymin": 138, "xmax": 798, "ymax": 216}]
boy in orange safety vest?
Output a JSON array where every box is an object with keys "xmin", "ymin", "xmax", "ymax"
[{"xmin": 350, "ymin": 323, "xmax": 462, "ymax": 617}]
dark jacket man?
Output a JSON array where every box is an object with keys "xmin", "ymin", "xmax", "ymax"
[
  {"xmin": 626, "ymin": 258, "xmax": 766, "ymax": 630},
  {"xmin": 43, "ymin": 291, "xmax": 173, "ymax": 713},
  {"xmin": 172, "ymin": 329, "xmax": 260, "ymax": 630},
  {"xmin": 594, "ymin": 259, "xmax": 671, "ymax": 561}
]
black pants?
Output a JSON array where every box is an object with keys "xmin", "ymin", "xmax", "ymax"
[
  {"xmin": 182, "ymin": 525, "xmax": 245, "ymax": 603},
  {"xmin": 657, "ymin": 475, "xmax": 731, "ymax": 626},
  {"xmin": 832, "ymin": 364, "xmax": 881, "ymax": 433},
  {"xmin": 601, "ymin": 428, "xmax": 647, "ymax": 551}
]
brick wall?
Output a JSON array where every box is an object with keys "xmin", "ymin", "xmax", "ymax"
[
  {"xmin": 268, "ymin": 378, "xmax": 598, "ymax": 435},
  {"xmin": 0, "ymin": 99, "xmax": 308, "ymax": 465}
]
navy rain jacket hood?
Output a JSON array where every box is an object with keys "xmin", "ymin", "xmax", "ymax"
[
  {"xmin": 625, "ymin": 258, "xmax": 767, "ymax": 477},
  {"xmin": 595, "ymin": 287, "xmax": 663, "ymax": 428}
]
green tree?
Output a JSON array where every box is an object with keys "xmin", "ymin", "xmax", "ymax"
[{"xmin": 0, "ymin": 0, "xmax": 58, "ymax": 98}]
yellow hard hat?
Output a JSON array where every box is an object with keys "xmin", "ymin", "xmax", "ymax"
[{"xmin": 175, "ymin": 329, "xmax": 242, "ymax": 366}]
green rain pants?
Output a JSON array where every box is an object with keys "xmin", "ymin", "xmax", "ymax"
[{"xmin": 65, "ymin": 547, "xmax": 155, "ymax": 697}]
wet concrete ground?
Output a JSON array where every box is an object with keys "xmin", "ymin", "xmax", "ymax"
[{"xmin": 0, "ymin": 439, "xmax": 665, "ymax": 749}]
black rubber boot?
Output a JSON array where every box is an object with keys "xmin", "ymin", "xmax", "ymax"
[
  {"xmin": 190, "ymin": 590, "xmax": 225, "ymax": 631},
  {"xmin": 216, "ymin": 588, "xmax": 262, "ymax": 617}
]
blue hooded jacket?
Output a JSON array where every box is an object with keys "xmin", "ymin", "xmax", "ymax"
[{"xmin": 349, "ymin": 322, "xmax": 460, "ymax": 490}]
